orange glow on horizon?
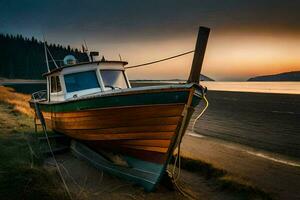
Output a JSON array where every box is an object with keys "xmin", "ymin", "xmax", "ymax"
[
  {"xmin": 91, "ymin": 32, "xmax": 300, "ymax": 81},
  {"xmin": 202, "ymin": 33, "xmax": 300, "ymax": 80}
]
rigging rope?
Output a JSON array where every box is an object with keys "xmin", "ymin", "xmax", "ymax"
[
  {"xmin": 41, "ymin": 125, "xmax": 73, "ymax": 199},
  {"xmin": 32, "ymin": 98, "xmax": 73, "ymax": 200},
  {"xmin": 46, "ymin": 46, "xmax": 59, "ymax": 69},
  {"xmin": 125, "ymin": 50, "xmax": 194, "ymax": 69}
]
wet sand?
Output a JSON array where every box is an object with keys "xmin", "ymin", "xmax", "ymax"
[{"xmin": 181, "ymin": 134, "xmax": 300, "ymax": 200}]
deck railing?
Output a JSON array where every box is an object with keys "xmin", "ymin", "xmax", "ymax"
[{"xmin": 32, "ymin": 90, "xmax": 47, "ymax": 101}]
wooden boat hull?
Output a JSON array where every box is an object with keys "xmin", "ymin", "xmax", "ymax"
[
  {"xmin": 71, "ymin": 140, "xmax": 172, "ymax": 192},
  {"xmin": 30, "ymin": 84, "xmax": 203, "ymax": 191}
]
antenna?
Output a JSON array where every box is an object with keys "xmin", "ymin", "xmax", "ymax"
[
  {"xmin": 83, "ymin": 40, "xmax": 93, "ymax": 62},
  {"xmin": 84, "ymin": 40, "xmax": 89, "ymax": 51}
]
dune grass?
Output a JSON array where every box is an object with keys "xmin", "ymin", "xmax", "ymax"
[
  {"xmin": 0, "ymin": 98, "xmax": 69, "ymax": 200},
  {"xmin": 0, "ymin": 134, "xmax": 68, "ymax": 200},
  {"xmin": 177, "ymin": 156, "xmax": 272, "ymax": 199},
  {"xmin": 0, "ymin": 86, "xmax": 34, "ymax": 116}
]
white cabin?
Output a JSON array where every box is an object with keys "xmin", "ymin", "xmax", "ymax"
[{"xmin": 44, "ymin": 61, "xmax": 131, "ymax": 102}]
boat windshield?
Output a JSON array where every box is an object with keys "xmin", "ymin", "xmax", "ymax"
[
  {"xmin": 100, "ymin": 70, "xmax": 128, "ymax": 90},
  {"xmin": 64, "ymin": 71, "xmax": 100, "ymax": 93}
]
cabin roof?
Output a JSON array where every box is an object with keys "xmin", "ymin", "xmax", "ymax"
[{"xmin": 43, "ymin": 60, "xmax": 128, "ymax": 77}]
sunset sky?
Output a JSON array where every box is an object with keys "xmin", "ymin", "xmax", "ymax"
[{"xmin": 1, "ymin": 0, "xmax": 300, "ymax": 81}]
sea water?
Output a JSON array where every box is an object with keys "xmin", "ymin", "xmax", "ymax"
[{"xmin": 201, "ymin": 81, "xmax": 300, "ymax": 95}]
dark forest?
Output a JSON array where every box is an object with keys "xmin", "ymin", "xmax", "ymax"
[{"xmin": 0, "ymin": 33, "xmax": 89, "ymax": 79}]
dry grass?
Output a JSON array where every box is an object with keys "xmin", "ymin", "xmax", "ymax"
[
  {"xmin": 0, "ymin": 86, "xmax": 34, "ymax": 116},
  {"xmin": 0, "ymin": 102, "xmax": 69, "ymax": 200}
]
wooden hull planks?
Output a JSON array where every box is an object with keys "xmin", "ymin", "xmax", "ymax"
[
  {"xmin": 58, "ymin": 130, "xmax": 176, "ymax": 140},
  {"xmin": 42, "ymin": 103, "xmax": 185, "ymax": 119},
  {"xmin": 43, "ymin": 103, "xmax": 184, "ymax": 156},
  {"xmin": 33, "ymin": 86, "xmax": 202, "ymax": 157},
  {"xmin": 52, "ymin": 115, "xmax": 181, "ymax": 130}
]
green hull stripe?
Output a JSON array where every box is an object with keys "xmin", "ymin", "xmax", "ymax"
[{"xmin": 39, "ymin": 91, "xmax": 201, "ymax": 112}]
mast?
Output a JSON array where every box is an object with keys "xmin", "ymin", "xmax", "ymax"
[
  {"xmin": 43, "ymin": 40, "xmax": 50, "ymax": 72},
  {"xmin": 187, "ymin": 26, "xmax": 210, "ymax": 83},
  {"xmin": 43, "ymin": 38, "xmax": 51, "ymax": 102}
]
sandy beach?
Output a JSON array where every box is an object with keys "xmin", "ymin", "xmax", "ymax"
[
  {"xmin": 45, "ymin": 152, "xmax": 253, "ymax": 200},
  {"xmin": 184, "ymin": 90, "xmax": 300, "ymax": 199},
  {"xmin": 182, "ymin": 133, "xmax": 300, "ymax": 200},
  {"xmin": 48, "ymin": 133, "xmax": 300, "ymax": 199}
]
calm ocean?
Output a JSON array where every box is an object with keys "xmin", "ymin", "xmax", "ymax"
[{"xmin": 201, "ymin": 81, "xmax": 300, "ymax": 94}]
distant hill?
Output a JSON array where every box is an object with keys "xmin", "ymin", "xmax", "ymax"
[
  {"xmin": 200, "ymin": 74, "xmax": 214, "ymax": 81},
  {"xmin": 248, "ymin": 71, "xmax": 300, "ymax": 81},
  {"xmin": 164, "ymin": 74, "xmax": 214, "ymax": 81}
]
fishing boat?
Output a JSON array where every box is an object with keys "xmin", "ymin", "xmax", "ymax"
[{"xmin": 30, "ymin": 26, "xmax": 210, "ymax": 191}]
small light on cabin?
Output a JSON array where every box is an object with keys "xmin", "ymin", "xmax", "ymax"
[{"xmin": 63, "ymin": 55, "xmax": 77, "ymax": 65}]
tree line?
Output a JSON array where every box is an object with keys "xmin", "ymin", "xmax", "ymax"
[{"xmin": 0, "ymin": 33, "xmax": 89, "ymax": 79}]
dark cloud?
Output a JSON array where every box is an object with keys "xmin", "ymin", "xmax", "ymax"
[{"xmin": 1, "ymin": 0, "xmax": 300, "ymax": 42}]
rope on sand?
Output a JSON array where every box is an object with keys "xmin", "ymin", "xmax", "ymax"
[
  {"xmin": 41, "ymin": 123, "xmax": 73, "ymax": 199},
  {"xmin": 169, "ymin": 93, "xmax": 209, "ymax": 200},
  {"xmin": 192, "ymin": 95, "xmax": 209, "ymax": 133}
]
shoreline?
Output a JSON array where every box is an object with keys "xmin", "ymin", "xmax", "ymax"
[
  {"xmin": 181, "ymin": 134, "xmax": 300, "ymax": 199},
  {"xmin": 187, "ymin": 131, "xmax": 300, "ymax": 168},
  {"xmin": 0, "ymin": 79, "xmax": 46, "ymax": 85},
  {"xmin": 132, "ymin": 81, "xmax": 300, "ymax": 95}
]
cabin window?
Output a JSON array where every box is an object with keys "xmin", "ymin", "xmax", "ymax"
[
  {"xmin": 50, "ymin": 76, "xmax": 62, "ymax": 93},
  {"xmin": 100, "ymin": 70, "xmax": 128, "ymax": 89},
  {"xmin": 64, "ymin": 70, "xmax": 100, "ymax": 93}
]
